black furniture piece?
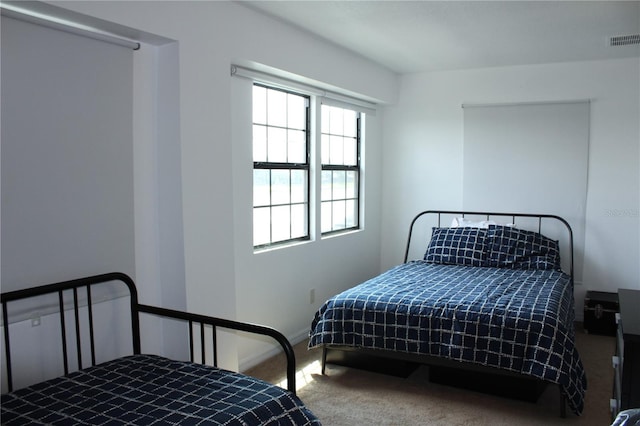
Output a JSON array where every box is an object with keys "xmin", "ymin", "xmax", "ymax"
[
  {"xmin": 584, "ymin": 291, "xmax": 619, "ymax": 336},
  {"xmin": 612, "ymin": 288, "xmax": 640, "ymax": 419}
]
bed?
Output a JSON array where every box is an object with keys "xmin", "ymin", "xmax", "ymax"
[
  {"xmin": 309, "ymin": 210, "xmax": 587, "ymax": 417},
  {"xmin": 1, "ymin": 272, "xmax": 320, "ymax": 425}
]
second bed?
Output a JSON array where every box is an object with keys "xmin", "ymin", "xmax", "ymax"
[{"xmin": 309, "ymin": 210, "xmax": 587, "ymax": 416}]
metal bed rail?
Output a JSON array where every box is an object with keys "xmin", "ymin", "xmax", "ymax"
[
  {"xmin": 136, "ymin": 303, "xmax": 297, "ymax": 394},
  {"xmin": 1, "ymin": 272, "xmax": 297, "ymax": 394}
]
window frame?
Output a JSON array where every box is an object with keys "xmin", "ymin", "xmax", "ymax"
[
  {"xmin": 320, "ymin": 106, "xmax": 362, "ymax": 236},
  {"xmin": 252, "ymin": 83, "xmax": 311, "ymax": 250}
]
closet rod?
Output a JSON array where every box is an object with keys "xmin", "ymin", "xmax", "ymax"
[{"xmin": 0, "ymin": 3, "xmax": 140, "ymax": 50}]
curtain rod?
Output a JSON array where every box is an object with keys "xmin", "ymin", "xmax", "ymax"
[
  {"xmin": 1, "ymin": 3, "xmax": 140, "ymax": 51},
  {"xmin": 231, "ymin": 65, "xmax": 378, "ymax": 113}
]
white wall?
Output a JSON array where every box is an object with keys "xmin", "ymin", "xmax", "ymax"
[
  {"xmin": 47, "ymin": 0, "xmax": 397, "ymax": 368},
  {"xmin": 382, "ymin": 58, "xmax": 640, "ymax": 319}
]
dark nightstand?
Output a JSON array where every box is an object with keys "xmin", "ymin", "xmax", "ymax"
[{"xmin": 584, "ymin": 291, "xmax": 619, "ymax": 336}]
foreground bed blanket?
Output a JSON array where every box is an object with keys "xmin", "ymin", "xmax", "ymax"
[
  {"xmin": 309, "ymin": 261, "xmax": 587, "ymax": 415},
  {"xmin": 1, "ymin": 354, "xmax": 320, "ymax": 425}
]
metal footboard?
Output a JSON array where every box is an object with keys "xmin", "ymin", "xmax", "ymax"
[{"xmin": 1, "ymin": 272, "xmax": 297, "ymax": 394}]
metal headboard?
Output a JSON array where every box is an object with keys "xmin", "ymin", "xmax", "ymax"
[{"xmin": 403, "ymin": 210, "xmax": 574, "ymax": 280}]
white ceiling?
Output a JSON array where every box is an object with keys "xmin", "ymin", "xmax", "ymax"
[{"xmin": 239, "ymin": 0, "xmax": 640, "ymax": 74}]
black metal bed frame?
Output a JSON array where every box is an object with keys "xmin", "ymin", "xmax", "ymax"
[
  {"xmin": 321, "ymin": 210, "xmax": 576, "ymax": 417},
  {"xmin": 1, "ymin": 272, "xmax": 297, "ymax": 395}
]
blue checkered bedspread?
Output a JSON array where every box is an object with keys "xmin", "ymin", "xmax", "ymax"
[
  {"xmin": 309, "ymin": 261, "xmax": 587, "ymax": 415},
  {"xmin": 1, "ymin": 354, "xmax": 320, "ymax": 425}
]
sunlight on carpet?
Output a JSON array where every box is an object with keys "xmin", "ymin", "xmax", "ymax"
[{"xmin": 277, "ymin": 360, "xmax": 322, "ymax": 392}]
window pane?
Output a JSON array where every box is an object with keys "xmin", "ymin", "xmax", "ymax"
[
  {"xmin": 291, "ymin": 170, "xmax": 306, "ymax": 203},
  {"xmin": 271, "ymin": 205, "xmax": 290, "ymax": 242},
  {"xmin": 329, "ymin": 106, "xmax": 343, "ymax": 135},
  {"xmin": 291, "ymin": 203, "xmax": 307, "ymax": 239},
  {"xmin": 346, "ymin": 199, "xmax": 357, "ymax": 228},
  {"xmin": 253, "ymin": 86, "xmax": 267, "ymax": 125},
  {"xmin": 267, "ymin": 89, "xmax": 286, "ymax": 127},
  {"xmin": 346, "ymin": 171, "xmax": 358, "ymax": 198},
  {"xmin": 321, "ymin": 105, "xmax": 330, "ymax": 134},
  {"xmin": 271, "ymin": 169, "xmax": 290, "ymax": 205},
  {"xmin": 253, "ymin": 169, "xmax": 270, "ymax": 206},
  {"xmin": 288, "ymin": 129, "xmax": 306, "ymax": 164},
  {"xmin": 253, "ymin": 207, "xmax": 270, "ymax": 246},
  {"xmin": 344, "ymin": 137, "xmax": 357, "ymax": 166},
  {"xmin": 253, "ymin": 124, "xmax": 267, "ymax": 162},
  {"xmin": 321, "ymin": 134, "xmax": 330, "ymax": 164},
  {"xmin": 344, "ymin": 109, "xmax": 357, "ymax": 137},
  {"xmin": 329, "ymin": 135, "xmax": 344, "ymax": 165},
  {"xmin": 288, "ymin": 94, "xmax": 306, "ymax": 130},
  {"xmin": 332, "ymin": 200, "xmax": 346, "ymax": 230},
  {"xmin": 332, "ymin": 170, "xmax": 346, "ymax": 200},
  {"xmin": 321, "ymin": 201, "xmax": 332, "ymax": 233},
  {"xmin": 321, "ymin": 170, "xmax": 332, "ymax": 201},
  {"xmin": 267, "ymin": 127, "xmax": 287, "ymax": 162}
]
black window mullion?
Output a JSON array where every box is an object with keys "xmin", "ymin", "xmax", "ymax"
[
  {"xmin": 302, "ymin": 99, "xmax": 310, "ymax": 242},
  {"xmin": 289, "ymin": 169, "xmax": 292, "ymax": 239},
  {"xmin": 255, "ymin": 162, "xmax": 308, "ymax": 170},
  {"xmin": 321, "ymin": 164, "xmax": 359, "ymax": 172},
  {"xmin": 268, "ymin": 169, "xmax": 273, "ymax": 244},
  {"xmin": 356, "ymin": 115, "xmax": 361, "ymax": 164},
  {"xmin": 356, "ymin": 115, "xmax": 361, "ymax": 216}
]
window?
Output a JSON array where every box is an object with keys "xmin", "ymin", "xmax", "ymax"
[
  {"xmin": 250, "ymin": 78, "xmax": 365, "ymax": 249},
  {"xmin": 321, "ymin": 105, "xmax": 361, "ymax": 234},
  {"xmin": 252, "ymin": 84, "xmax": 310, "ymax": 248}
]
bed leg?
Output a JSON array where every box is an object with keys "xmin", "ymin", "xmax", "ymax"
[
  {"xmin": 559, "ymin": 388, "xmax": 567, "ymax": 418},
  {"xmin": 321, "ymin": 347, "xmax": 327, "ymax": 375}
]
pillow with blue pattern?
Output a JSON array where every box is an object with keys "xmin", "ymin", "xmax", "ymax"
[
  {"xmin": 424, "ymin": 227, "xmax": 488, "ymax": 266},
  {"xmin": 486, "ymin": 225, "xmax": 561, "ymax": 270}
]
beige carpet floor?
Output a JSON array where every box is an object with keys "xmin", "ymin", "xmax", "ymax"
[{"xmin": 246, "ymin": 326, "xmax": 616, "ymax": 426}]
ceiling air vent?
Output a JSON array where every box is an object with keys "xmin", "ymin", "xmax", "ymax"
[{"xmin": 610, "ymin": 34, "xmax": 640, "ymax": 46}]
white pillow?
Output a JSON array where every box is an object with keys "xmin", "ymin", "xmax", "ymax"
[
  {"xmin": 450, "ymin": 217, "xmax": 516, "ymax": 228},
  {"xmin": 450, "ymin": 217, "xmax": 496, "ymax": 228}
]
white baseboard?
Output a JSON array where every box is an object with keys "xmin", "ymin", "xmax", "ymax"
[{"xmin": 238, "ymin": 327, "xmax": 310, "ymax": 372}]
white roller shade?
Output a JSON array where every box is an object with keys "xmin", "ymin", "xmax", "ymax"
[
  {"xmin": 1, "ymin": 16, "xmax": 135, "ymax": 291},
  {"xmin": 462, "ymin": 100, "xmax": 590, "ymax": 282}
]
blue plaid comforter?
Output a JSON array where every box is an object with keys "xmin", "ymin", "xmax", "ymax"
[
  {"xmin": 309, "ymin": 261, "xmax": 587, "ymax": 415},
  {"xmin": 1, "ymin": 354, "xmax": 320, "ymax": 425}
]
